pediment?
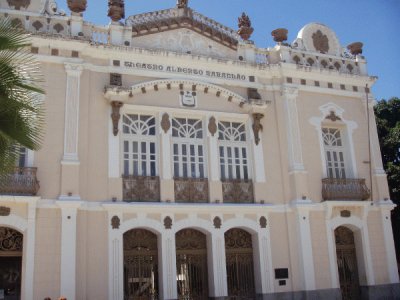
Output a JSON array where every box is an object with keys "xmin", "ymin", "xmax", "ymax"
[{"xmin": 126, "ymin": 7, "xmax": 239, "ymax": 56}]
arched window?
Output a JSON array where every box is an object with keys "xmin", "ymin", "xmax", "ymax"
[{"xmin": 322, "ymin": 127, "xmax": 347, "ymax": 179}]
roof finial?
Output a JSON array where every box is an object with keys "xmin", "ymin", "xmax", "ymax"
[
  {"xmin": 67, "ymin": 0, "xmax": 87, "ymax": 15},
  {"xmin": 176, "ymin": 0, "xmax": 188, "ymax": 9},
  {"xmin": 108, "ymin": 0, "xmax": 125, "ymax": 22},
  {"xmin": 237, "ymin": 12, "xmax": 254, "ymax": 41}
]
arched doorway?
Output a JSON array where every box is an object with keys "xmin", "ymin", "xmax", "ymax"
[
  {"xmin": 0, "ymin": 227, "xmax": 23, "ymax": 300},
  {"xmin": 225, "ymin": 228, "xmax": 255, "ymax": 298},
  {"xmin": 123, "ymin": 229, "xmax": 159, "ymax": 300},
  {"xmin": 176, "ymin": 229, "xmax": 208, "ymax": 299},
  {"xmin": 335, "ymin": 226, "xmax": 361, "ymax": 300}
]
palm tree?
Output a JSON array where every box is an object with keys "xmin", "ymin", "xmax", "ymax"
[{"xmin": 0, "ymin": 18, "xmax": 44, "ymax": 175}]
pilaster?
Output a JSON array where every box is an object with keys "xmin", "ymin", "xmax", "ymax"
[
  {"xmin": 159, "ymin": 231, "xmax": 178, "ymax": 299},
  {"xmin": 208, "ymin": 231, "xmax": 227, "ymax": 297},
  {"xmin": 60, "ymin": 63, "xmax": 83, "ymax": 199},
  {"xmin": 159, "ymin": 112, "xmax": 175, "ymax": 202},
  {"xmin": 253, "ymin": 225, "xmax": 274, "ymax": 295},
  {"xmin": 57, "ymin": 201, "xmax": 83, "ymax": 300},
  {"xmin": 207, "ymin": 116, "xmax": 223, "ymax": 202}
]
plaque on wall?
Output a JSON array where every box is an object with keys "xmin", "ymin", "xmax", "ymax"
[{"xmin": 180, "ymin": 91, "xmax": 197, "ymax": 107}]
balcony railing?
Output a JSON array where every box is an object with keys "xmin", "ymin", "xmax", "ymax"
[
  {"xmin": 222, "ymin": 179, "xmax": 254, "ymax": 203},
  {"xmin": 123, "ymin": 175, "xmax": 160, "ymax": 202},
  {"xmin": 0, "ymin": 167, "xmax": 40, "ymax": 196},
  {"xmin": 322, "ymin": 178, "xmax": 370, "ymax": 201},
  {"xmin": 174, "ymin": 178, "xmax": 209, "ymax": 203}
]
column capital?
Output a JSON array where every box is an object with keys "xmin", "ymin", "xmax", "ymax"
[
  {"xmin": 64, "ymin": 63, "xmax": 84, "ymax": 76},
  {"xmin": 281, "ymin": 85, "xmax": 298, "ymax": 98}
]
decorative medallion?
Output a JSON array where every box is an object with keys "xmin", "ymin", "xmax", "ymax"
[
  {"xmin": 176, "ymin": 0, "xmax": 188, "ymax": 8},
  {"xmin": 213, "ymin": 216, "xmax": 222, "ymax": 229},
  {"xmin": 111, "ymin": 101, "xmax": 124, "ymax": 136},
  {"xmin": 0, "ymin": 227, "xmax": 23, "ymax": 251},
  {"xmin": 161, "ymin": 113, "xmax": 171, "ymax": 133},
  {"xmin": 340, "ymin": 210, "xmax": 351, "ymax": 218},
  {"xmin": 180, "ymin": 91, "xmax": 197, "ymax": 107},
  {"xmin": 67, "ymin": 0, "xmax": 87, "ymax": 14},
  {"xmin": 312, "ymin": 30, "xmax": 329, "ymax": 53},
  {"xmin": 110, "ymin": 73, "xmax": 122, "ymax": 86},
  {"xmin": 111, "ymin": 215, "xmax": 120, "ymax": 229},
  {"xmin": 259, "ymin": 216, "xmax": 267, "ymax": 228},
  {"xmin": 252, "ymin": 113, "xmax": 264, "ymax": 145},
  {"xmin": 208, "ymin": 117, "xmax": 217, "ymax": 137},
  {"xmin": 0, "ymin": 206, "xmax": 11, "ymax": 216},
  {"xmin": 325, "ymin": 111, "xmax": 341, "ymax": 122},
  {"xmin": 108, "ymin": 0, "xmax": 125, "ymax": 22},
  {"xmin": 6, "ymin": 0, "xmax": 30, "ymax": 10},
  {"xmin": 271, "ymin": 28, "xmax": 288, "ymax": 43},
  {"xmin": 164, "ymin": 216, "xmax": 172, "ymax": 229},
  {"xmin": 237, "ymin": 12, "xmax": 254, "ymax": 41}
]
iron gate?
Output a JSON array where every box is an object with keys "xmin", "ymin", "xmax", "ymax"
[
  {"xmin": 335, "ymin": 226, "xmax": 360, "ymax": 300},
  {"xmin": 176, "ymin": 229, "xmax": 208, "ymax": 300},
  {"xmin": 225, "ymin": 228, "xmax": 255, "ymax": 298},
  {"xmin": 124, "ymin": 229, "xmax": 158, "ymax": 300}
]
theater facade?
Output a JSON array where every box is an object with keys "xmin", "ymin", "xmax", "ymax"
[{"xmin": 0, "ymin": 0, "xmax": 399, "ymax": 299}]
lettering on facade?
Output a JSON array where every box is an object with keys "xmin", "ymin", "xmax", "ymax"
[{"xmin": 123, "ymin": 61, "xmax": 247, "ymax": 81}]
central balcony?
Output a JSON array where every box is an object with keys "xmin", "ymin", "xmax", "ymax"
[
  {"xmin": 0, "ymin": 167, "xmax": 40, "ymax": 196},
  {"xmin": 222, "ymin": 179, "xmax": 254, "ymax": 203},
  {"xmin": 174, "ymin": 178, "xmax": 209, "ymax": 203},
  {"xmin": 123, "ymin": 175, "xmax": 160, "ymax": 202},
  {"xmin": 322, "ymin": 178, "xmax": 370, "ymax": 201}
]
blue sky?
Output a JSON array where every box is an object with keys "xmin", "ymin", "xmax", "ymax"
[{"xmin": 57, "ymin": 0, "xmax": 400, "ymax": 100}]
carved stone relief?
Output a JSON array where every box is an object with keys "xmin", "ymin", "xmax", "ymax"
[
  {"xmin": 161, "ymin": 113, "xmax": 171, "ymax": 133},
  {"xmin": 111, "ymin": 101, "xmax": 123, "ymax": 136},
  {"xmin": 110, "ymin": 73, "xmax": 122, "ymax": 86},
  {"xmin": 259, "ymin": 216, "xmax": 267, "ymax": 228},
  {"xmin": 312, "ymin": 30, "xmax": 329, "ymax": 53},
  {"xmin": 0, "ymin": 206, "xmax": 11, "ymax": 216},
  {"xmin": 111, "ymin": 215, "xmax": 120, "ymax": 229},
  {"xmin": 213, "ymin": 216, "xmax": 222, "ymax": 229},
  {"xmin": 252, "ymin": 113, "xmax": 264, "ymax": 145},
  {"xmin": 7, "ymin": 0, "xmax": 30, "ymax": 10},
  {"xmin": 208, "ymin": 116, "xmax": 217, "ymax": 137},
  {"xmin": 0, "ymin": 227, "xmax": 23, "ymax": 251},
  {"xmin": 325, "ymin": 111, "xmax": 341, "ymax": 122},
  {"xmin": 164, "ymin": 216, "xmax": 172, "ymax": 229},
  {"xmin": 237, "ymin": 12, "xmax": 254, "ymax": 41}
]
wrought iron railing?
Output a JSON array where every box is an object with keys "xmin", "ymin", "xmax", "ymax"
[
  {"xmin": 174, "ymin": 178, "xmax": 209, "ymax": 203},
  {"xmin": 222, "ymin": 179, "xmax": 254, "ymax": 203},
  {"xmin": 0, "ymin": 167, "xmax": 40, "ymax": 196},
  {"xmin": 123, "ymin": 175, "xmax": 160, "ymax": 202},
  {"xmin": 322, "ymin": 178, "xmax": 370, "ymax": 201}
]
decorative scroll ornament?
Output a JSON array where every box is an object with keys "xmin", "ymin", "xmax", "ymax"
[
  {"xmin": 271, "ymin": 28, "xmax": 288, "ymax": 43},
  {"xmin": 0, "ymin": 227, "xmax": 23, "ymax": 251},
  {"xmin": 108, "ymin": 0, "xmax": 125, "ymax": 22},
  {"xmin": 312, "ymin": 30, "xmax": 329, "ymax": 53},
  {"xmin": 124, "ymin": 228, "xmax": 158, "ymax": 251},
  {"xmin": 325, "ymin": 111, "xmax": 341, "ymax": 122},
  {"xmin": 225, "ymin": 228, "xmax": 252, "ymax": 249},
  {"xmin": 164, "ymin": 216, "xmax": 172, "ymax": 229},
  {"xmin": 0, "ymin": 206, "xmax": 11, "ymax": 216},
  {"xmin": 176, "ymin": 229, "xmax": 206, "ymax": 250},
  {"xmin": 6, "ymin": 0, "xmax": 30, "ymax": 10},
  {"xmin": 111, "ymin": 215, "xmax": 120, "ymax": 229},
  {"xmin": 347, "ymin": 42, "xmax": 363, "ymax": 56},
  {"xmin": 111, "ymin": 101, "xmax": 124, "ymax": 136},
  {"xmin": 208, "ymin": 117, "xmax": 217, "ymax": 136},
  {"xmin": 67, "ymin": 0, "xmax": 87, "ymax": 14},
  {"xmin": 176, "ymin": 0, "xmax": 188, "ymax": 8},
  {"xmin": 161, "ymin": 113, "xmax": 171, "ymax": 133},
  {"xmin": 237, "ymin": 12, "xmax": 254, "ymax": 41},
  {"xmin": 259, "ymin": 216, "xmax": 267, "ymax": 228},
  {"xmin": 213, "ymin": 216, "xmax": 222, "ymax": 229},
  {"xmin": 252, "ymin": 113, "xmax": 264, "ymax": 145}
]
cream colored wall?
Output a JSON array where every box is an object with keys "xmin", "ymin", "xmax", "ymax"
[
  {"xmin": 33, "ymin": 208, "xmax": 61, "ymax": 299},
  {"xmin": 309, "ymin": 211, "xmax": 332, "ymax": 289},
  {"xmin": 367, "ymin": 211, "xmax": 389, "ymax": 285}
]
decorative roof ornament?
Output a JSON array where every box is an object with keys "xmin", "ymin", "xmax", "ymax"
[
  {"xmin": 347, "ymin": 42, "xmax": 363, "ymax": 56},
  {"xmin": 67, "ymin": 0, "xmax": 87, "ymax": 14},
  {"xmin": 271, "ymin": 28, "xmax": 288, "ymax": 43},
  {"xmin": 312, "ymin": 29, "xmax": 329, "ymax": 53},
  {"xmin": 176, "ymin": 0, "xmax": 188, "ymax": 8},
  {"xmin": 237, "ymin": 12, "xmax": 254, "ymax": 41},
  {"xmin": 108, "ymin": 0, "xmax": 125, "ymax": 22}
]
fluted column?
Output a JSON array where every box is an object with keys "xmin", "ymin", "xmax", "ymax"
[
  {"xmin": 208, "ymin": 230, "xmax": 227, "ymax": 297},
  {"xmin": 159, "ymin": 231, "xmax": 177, "ymax": 299},
  {"xmin": 60, "ymin": 63, "xmax": 83, "ymax": 199}
]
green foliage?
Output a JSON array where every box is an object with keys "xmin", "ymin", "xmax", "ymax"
[{"xmin": 0, "ymin": 18, "xmax": 44, "ymax": 174}]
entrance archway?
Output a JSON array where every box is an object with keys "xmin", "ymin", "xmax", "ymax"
[
  {"xmin": 123, "ymin": 229, "xmax": 159, "ymax": 300},
  {"xmin": 335, "ymin": 226, "xmax": 361, "ymax": 300},
  {"xmin": 225, "ymin": 228, "xmax": 255, "ymax": 298},
  {"xmin": 0, "ymin": 227, "xmax": 23, "ymax": 300},
  {"xmin": 176, "ymin": 229, "xmax": 208, "ymax": 300}
]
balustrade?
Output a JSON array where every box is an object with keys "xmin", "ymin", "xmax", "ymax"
[
  {"xmin": 322, "ymin": 178, "xmax": 370, "ymax": 201},
  {"xmin": 222, "ymin": 179, "xmax": 254, "ymax": 203},
  {"xmin": 174, "ymin": 178, "xmax": 209, "ymax": 203},
  {"xmin": 123, "ymin": 176, "xmax": 160, "ymax": 202},
  {"xmin": 0, "ymin": 167, "xmax": 40, "ymax": 196}
]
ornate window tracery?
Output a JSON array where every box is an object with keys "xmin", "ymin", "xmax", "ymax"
[{"xmin": 322, "ymin": 128, "xmax": 346, "ymax": 179}]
